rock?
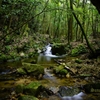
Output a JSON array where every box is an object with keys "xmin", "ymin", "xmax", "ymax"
[
  {"xmin": 17, "ymin": 68, "xmax": 27, "ymax": 75},
  {"xmin": 37, "ymin": 74, "xmax": 43, "ymax": 80},
  {"xmin": 53, "ymin": 65, "xmax": 64, "ymax": 74},
  {"xmin": 24, "ymin": 81, "xmax": 41, "ymax": 96},
  {"xmin": 56, "ymin": 86, "xmax": 86, "ymax": 100},
  {"xmin": 17, "ymin": 63, "xmax": 44, "ymax": 77},
  {"xmin": 66, "ymin": 73, "xmax": 71, "ymax": 78},
  {"xmin": 51, "ymin": 43, "xmax": 67, "ymax": 55},
  {"xmin": 20, "ymin": 52, "xmax": 25, "ymax": 57},
  {"xmin": 53, "ymin": 65, "xmax": 68, "ymax": 76}
]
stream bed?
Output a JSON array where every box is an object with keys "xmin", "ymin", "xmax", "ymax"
[
  {"xmin": 0, "ymin": 56, "xmax": 100, "ymax": 100},
  {"xmin": 0, "ymin": 44, "xmax": 100, "ymax": 100}
]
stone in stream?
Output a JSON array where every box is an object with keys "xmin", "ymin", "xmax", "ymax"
[
  {"xmin": 56, "ymin": 86, "xmax": 85, "ymax": 100},
  {"xmin": 17, "ymin": 63, "xmax": 44, "ymax": 79}
]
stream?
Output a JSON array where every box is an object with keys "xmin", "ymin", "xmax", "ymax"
[{"xmin": 0, "ymin": 44, "xmax": 100, "ymax": 100}]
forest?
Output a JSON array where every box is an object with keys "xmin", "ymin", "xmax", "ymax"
[{"xmin": 0, "ymin": 0, "xmax": 100, "ymax": 100}]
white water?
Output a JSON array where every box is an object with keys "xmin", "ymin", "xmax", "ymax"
[
  {"xmin": 57, "ymin": 92, "xmax": 85, "ymax": 100},
  {"xmin": 44, "ymin": 43, "xmax": 67, "ymax": 58},
  {"xmin": 44, "ymin": 43, "xmax": 52, "ymax": 55},
  {"xmin": 37, "ymin": 43, "xmax": 67, "ymax": 64},
  {"xmin": 44, "ymin": 43, "xmax": 57, "ymax": 57},
  {"xmin": 37, "ymin": 44, "xmax": 85, "ymax": 100}
]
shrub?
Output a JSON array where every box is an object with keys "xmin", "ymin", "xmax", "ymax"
[{"xmin": 71, "ymin": 44, "xmax": 87, "ymax": 56}]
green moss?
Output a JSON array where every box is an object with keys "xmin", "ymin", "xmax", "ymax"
[
  {"xmin": 59, "ymin": 69, "xmax": 68, "ymax": 75},
  {"xmin": 71, "ymin": 44, "xmax": 87, "ymax": 56},
  {"xmin": 54, "ymin": 65, "xmax": 64, "ymax": 73},
  {"xmin": 17, "ymin": 68, "xmax": 27, "ymax": 75},
  {"xmin": 0, "ymin": 54, "xmax": 7, "ymax": 61},
  {"xmin": 18, "ymin": 95, "xmax": 39, "ymax": 100},
  {"xmin": 24, "ymin": 81, "xmax": 41, "ymax": 96},
  {"xmin": 22, "ymin": 63, "xmax": 44, "ymax": 76}
]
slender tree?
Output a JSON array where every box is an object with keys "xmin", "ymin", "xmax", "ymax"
[{"xmin": 71, "ymin": 2, "xmax": 95, "ymax": 54}]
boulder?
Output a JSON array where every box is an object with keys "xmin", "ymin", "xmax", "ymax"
[
  {"xmin": 53, "ymin": 65, "xmax": 68, "ymax": 76},
  {"xmin": 24, "ymin": 81, "xmax": 41, "ymax": 96},
  {"xmin": 51, "ymin": 43, "xmax": 67, "ymax": 55},
  {"xmin": 17, "ymin": 63, "xmax": 44, "ymax": 77}
]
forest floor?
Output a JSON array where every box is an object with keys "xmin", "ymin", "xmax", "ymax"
[
  {"xmin": 12, "ymin": 33, "xmax": 100, "ymax": 83},
  {"xmin": 0, "ymin": 36, "xmax": 100, "ymax": 100},
  {"xmin": 66, "ymin": 39, "xmax": 100, "ymax": 83}
]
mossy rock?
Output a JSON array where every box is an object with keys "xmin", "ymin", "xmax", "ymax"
[
  {"xmin": 53, "ymin": 65, "xmax": 64, "ymax": 74},
  {"xmin": 59, "ymin": 69, "xmax": 68, "ymax": 75},
  {"xmin": 24, "ymin": 81, "xmax": 41, "ymax": 96},
  {"xmin": 58, "ymin": 86, "xmax": 80, "ymax": 97},
  {"xmin": 51, "ymin": 43, "xmax": 67, "ymax": 55},
  {"xmin": 17, "ymin": 68, "xmax": 27, "ymax": 75},
  {"xmin": 53, "ymin": 65, "xmax": 68, "ymax": 75},
  {"xmin": 18, "ymin": 95, "xmax": 39, "ymax": 100},
  {"xmin": 71, "ymin": 44, "xmax": 87, "ymax": 56},
  {"xmin": 21, "ymin": 63, "xmax": 44, "ymax": 76}
]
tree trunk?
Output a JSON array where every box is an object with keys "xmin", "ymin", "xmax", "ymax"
[
  {"xmin": 71, "ymin": 1, "xmax": 95, "ymax": 54},
  {"xmin": 68, "ymin": 17, "xmax": 73, "ymax": 43},
  {"xmin": 73, "ymin": 12, "xmax": 95, "ymax": 54},
  {"xmin": 67, "ymin": 0, "xmax": 73, "ymax": 44}
]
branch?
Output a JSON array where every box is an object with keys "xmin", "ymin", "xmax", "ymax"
[{"xmin": 0, "ymin": 0, "xmax": 49, "ymax": 41}]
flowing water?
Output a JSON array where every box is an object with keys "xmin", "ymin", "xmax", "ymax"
[
  {"xmin": 0, "ymin": 44, "xmax": 99, "ymax": 100},
  {"xmin": 37, "ymin": 43, "xmax": 67, "ymax": 64},
  {"xmin": 37, "ymin": 44, "xmax": 86, "ymax": 100}
]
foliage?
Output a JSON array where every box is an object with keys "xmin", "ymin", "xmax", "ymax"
[
  {"xmin": 15, "ymin": 81, "xmax": 40, "ymax": 100},
  {"xmin": 0, "ymin": 54, "xmax": 8, "ymax": 61},
  {"xmin": 71, "ymin": 44, "xmax": 87, "ymax": 56},
  {"xmin": 54, "ymin": 65, "xmax": 64, "ymax": 74},
  {"xmin": 0, "ymin": 0, "xmax": 100, "ymax": 61},
  {"xmin": 59, "ymin": 69, "xmax": 68, "ymax": 75},
  {"xmin": 53, "ymin": 65, "xmax": 68, "ymax": 75},
  {"xmin": 17, "ymin": 68, "xmax": 27, "ymax": 75}
]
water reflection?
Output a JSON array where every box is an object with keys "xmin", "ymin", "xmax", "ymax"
[
  {"xmin": 37, "ymin": 43, "xmax": 66, "ymax": 64},
  {"xmin": 37, "ymin": 53, "xmax": 53, "ymax": 64}
]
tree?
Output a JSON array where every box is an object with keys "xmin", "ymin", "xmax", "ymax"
[
  {"xmin": 67, "ymin": 0, "xmax": 73, "ymax": 44},
  {"xmin": 71, "ymin": 0, "xmax": 95, "ymax": 54}
]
